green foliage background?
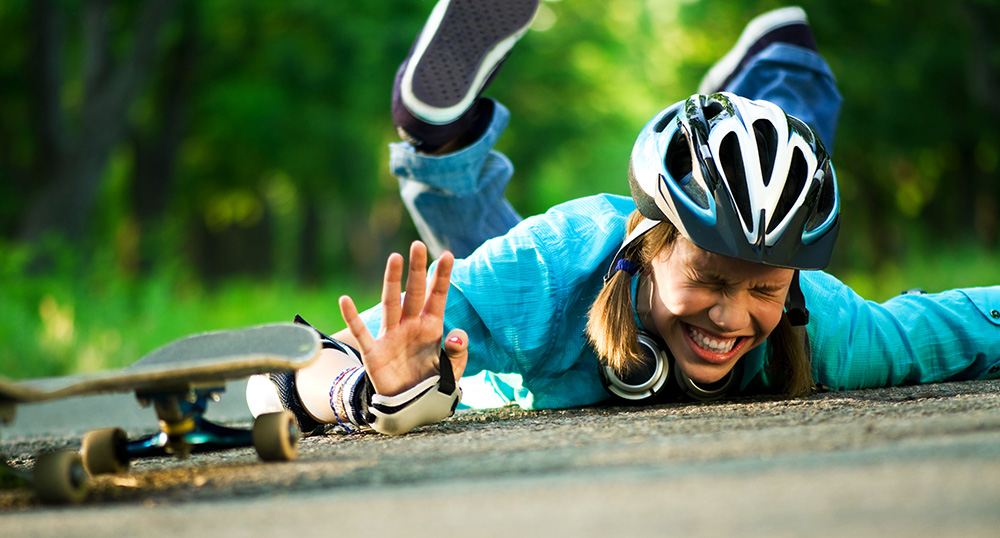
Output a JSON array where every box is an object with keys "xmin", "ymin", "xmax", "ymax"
[{"xmin": 0, "ymin": 0, "xmax": 998, "ymax": 378}]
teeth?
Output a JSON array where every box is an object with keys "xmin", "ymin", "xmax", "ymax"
[{"xmin": 687, "ymin": 326, "xmax": 736, "ymax": 353}]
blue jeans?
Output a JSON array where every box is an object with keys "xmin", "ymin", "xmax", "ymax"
[{"xmin": 391, "ymin": 43, "xmax": 842, "ymax": 258}]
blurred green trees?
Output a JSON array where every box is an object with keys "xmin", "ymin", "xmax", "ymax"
[
  {"xmin": 0, "ymin": 0, "xmax": 998, "ymax": 375},
  {"xmin": 3, "ymin": 0, "xmax": 998, "ymax": 279}
]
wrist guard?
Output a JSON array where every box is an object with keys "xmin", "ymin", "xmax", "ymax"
[
  {"xmin": 370, "ymin": 349, "xmax": 461, "ymax": 436},
  {"xmin": 370, "ymin": 375, "xmax": 461, "ymax": 436}
]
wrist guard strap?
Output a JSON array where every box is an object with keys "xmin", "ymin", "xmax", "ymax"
[
  {"xmin": 370, "ymin": 376, "xmax": 461, "ymax": 435},
  {"xmin": 369, "ymin": 349, "xmax": 461, "ymax": 436}
]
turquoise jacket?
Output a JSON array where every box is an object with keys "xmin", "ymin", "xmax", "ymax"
[
  {"xmin": 359, "ymin": 192, "xmax": 1000, "ymax": 410},
  {"xmin": 364, "ymin": 99, "xmax": 1000, "ymax": 410}
]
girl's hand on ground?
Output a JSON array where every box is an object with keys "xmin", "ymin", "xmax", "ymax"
[{"xmin": 338, "ymin": 241, "xmax": 468, "ymax": 396}]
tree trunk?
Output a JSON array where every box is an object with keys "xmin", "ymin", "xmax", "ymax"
[
  {"xmin": 130, "ymin": 0, "xmax": 199, "ymax": 271},
  {"xmin": 20, "ymin": 0, "xmax": 180, "ymax": 243},
  {"xmin": 961, "ymin": 1, "xmax": 1000, "ymax": 248}
]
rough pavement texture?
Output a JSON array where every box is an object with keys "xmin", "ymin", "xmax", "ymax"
[{"xmin": 2, "ymin": 379, "xmax": 999, "ymax": 537}]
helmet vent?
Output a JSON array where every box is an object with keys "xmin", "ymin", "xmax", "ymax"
[
  {"xmin": 767, "ymin": 147, "xmax": 808, "ymax": 234},
  {"xmin": 666, "ymin": 130, "xmax": 709, "ymax": 210},
  {"xmin": 806, "ymin": 161, "xmax": 837, "ymax": 232},
  {"xmin": 752, "ymin": 120, "xmax": 777, "ymax": 186},
  {"xmin": 719, "ymin": 132, "xmax": 753, "ymax": 231},
  {"xmin": 654, "ymin": 109, "xmax": 679, "ymax": 133},
  {"xmin": 665, "ymin": 131, "xmax": 692, "ymax": 181},
  {"xmin": 787, "ymin": 146, "xmax": 809, "ymax": 191},
  {"xmin": 788, "ymin": 116, "xmax": 814, "ymax": 145},
  {"xmin": 703, "ymin": 100, "xmax": 724, "ymax": 122}
]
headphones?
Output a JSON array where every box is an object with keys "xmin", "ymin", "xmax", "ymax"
[{"xmin": 599, "ymin": 331, "xmax": 741, "ymax": 403}]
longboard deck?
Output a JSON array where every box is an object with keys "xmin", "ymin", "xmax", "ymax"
[
  {"xmin": 1, "ymin": 322, "xmax": 322, "ymax": 504},
  {"xmin": 0, "ymin": 323, "xmax": 320, "ymax": 405}
]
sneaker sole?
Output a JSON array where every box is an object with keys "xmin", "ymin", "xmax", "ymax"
[
  {"xmin": 401, "ymin": 0, "xmax": 539, "ymax": 124},
  {"xmin": 697, "ymin": 6, "xmax": 808, "ymax": 95}
]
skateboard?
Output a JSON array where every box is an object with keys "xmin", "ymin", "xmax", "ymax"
[{"xmin": 0, "ymin": 322, "xmax": 321, "ymax": 503}]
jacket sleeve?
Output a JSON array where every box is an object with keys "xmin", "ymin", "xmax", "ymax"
[
  {"xmin": 441, "ymin": 196, "xmax": 627, "ymax": 378},
  {"xmin": 802, "ymin": 270, "xmax": 1000, "ymax": 389},
  {"xmin": 357, "ymin": 195, "xmax": 630, "ymax": 409}
]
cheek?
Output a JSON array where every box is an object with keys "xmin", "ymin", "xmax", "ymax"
[{"xmin": 755, "ymin": 303, "xmax": 786, "ymax": 337}]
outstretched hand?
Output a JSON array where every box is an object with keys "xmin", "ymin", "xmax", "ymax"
[{"xmin": 338, "ymin": 241, "xmax": 468, "ymax": 397}]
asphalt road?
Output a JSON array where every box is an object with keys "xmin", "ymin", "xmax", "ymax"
[{"xmin": 2, "ymin": 379, "xmax": 999, "ymax": 537}]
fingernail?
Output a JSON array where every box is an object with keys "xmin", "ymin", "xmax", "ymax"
[{"xmin": 447, "ymin": 336, "xmax": 463, "ymax": 346}]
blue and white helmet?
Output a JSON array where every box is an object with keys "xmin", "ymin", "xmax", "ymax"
[{"xmin": 626, "ymin": 92, "xmax": 840, "ymax": 270}]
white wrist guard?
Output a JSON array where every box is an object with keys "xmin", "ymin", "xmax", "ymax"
[{"xmin": 369, "ymin": 375, "xmax": 461, "ymax": 436}]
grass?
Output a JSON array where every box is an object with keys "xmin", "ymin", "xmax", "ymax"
[
  {"xmin": 1, "ymin": 238, "xmax": 997, "ymax": 380},
  {"xmin": 833, "ymin": 242, "xmax": 1000, "ymax": 302},
  {"xmin": 0, "ymin": 239, "xmax": 381, "ymax": 379}
]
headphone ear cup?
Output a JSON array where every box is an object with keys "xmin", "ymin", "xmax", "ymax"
[
  {"xmin": 598, "ymin": 332, "xmax": 671, "ymax": 402},
  {"xmin": 673, "ymin": 359, "xmax": 742, "ymax": 402}
]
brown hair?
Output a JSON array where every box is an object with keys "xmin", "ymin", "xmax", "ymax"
[{"xmin": 585, "ymin": 210, "xmax": 813, "ymax": 398}]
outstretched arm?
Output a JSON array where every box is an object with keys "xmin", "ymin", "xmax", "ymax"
[
  {"xmin": 803, "ymin": 270, "xmax": 1000, "ymax": 389},
  {"xmin": 335, "ymin": 240, "xmax": 468, "ymax": 396}
]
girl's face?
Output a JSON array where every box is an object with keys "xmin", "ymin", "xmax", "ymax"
[{"xmin": 642, "ymin": 237, "xmax": 794, "ymax": 384}]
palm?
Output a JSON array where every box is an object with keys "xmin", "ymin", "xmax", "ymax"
[{"xmin": 338, "ymin": 241, "xmax": 466, "ymax": 396}]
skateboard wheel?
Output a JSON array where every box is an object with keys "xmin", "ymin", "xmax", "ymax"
[
  {"xmin": 33, "ymin": 451, "xmax": 88, "ymax": 504},
  {"xmin": 252, "ymin": 411, "xmax": 299, "ymax": 462},
  {"xmin": 82, "ymin": 427, "xmax": 130, "ymax": 475}
]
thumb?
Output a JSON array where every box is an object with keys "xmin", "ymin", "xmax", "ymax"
[{"xmin": 443, "ymin": 328, "xmax": 469, "ymax": 381}]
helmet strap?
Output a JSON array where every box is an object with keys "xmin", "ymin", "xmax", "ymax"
[{"xmin": 784, "ymin": 270, "xmax": 809, "ymax": 326}]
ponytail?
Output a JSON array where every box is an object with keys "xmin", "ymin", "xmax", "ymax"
[{"xmin": 586, "ymin": 211, "xmax": 677, "ymax": 375}]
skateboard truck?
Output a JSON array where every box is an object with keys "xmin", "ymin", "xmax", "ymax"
[{"xmin": 82, "ymin": 384, "xmax": 300, "ymax": 474}]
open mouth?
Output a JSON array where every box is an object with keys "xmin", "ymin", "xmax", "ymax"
[{"xmin": 683, "ymin": 323, "xmax": 748, "ymax": 364}]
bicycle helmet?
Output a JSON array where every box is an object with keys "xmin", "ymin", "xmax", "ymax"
[{"xmin": 623, "ymin": 92, "xmax": 839, "ymax": 270}]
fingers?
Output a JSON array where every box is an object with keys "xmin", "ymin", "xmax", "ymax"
[
  {"xmin": 339, "ymin": 295, "xmax": 375, "ymax": 355},
  {"xmin": 443, "ymin": 328, "xmax": 469, "ymax": 381},
  {"xmin": 401, "ymin": 241, "xmax": 428, "ymax": 319},
  {"xmin": 424, "ymin": 250, "xmax": 454, "ymax": 320},
  {"xmin": 380, "ymin": 252, "xmax": 404, "ymax": 331}
]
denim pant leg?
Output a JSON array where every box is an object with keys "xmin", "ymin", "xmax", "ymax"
[
  {"xmin": 393, "ymin": 44, "xmax": 842, "ymax": 258},
  {"xmin": 391, "ymin": 100, "xmax": 521, "ymax": 258},
  {"xmin": 724, "ymin": 43, "xmax": 842, "ymax": 153}
]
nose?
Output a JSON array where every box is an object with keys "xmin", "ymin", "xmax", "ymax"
[{"xmin": 708, "ymin": 291, "xmax": 751, "ymax": 332}]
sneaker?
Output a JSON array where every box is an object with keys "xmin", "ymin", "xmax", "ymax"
[
  {"xmin": 393, "ymin": 0, "xmax": 539, "ymax": 151},
  {"xmin": 697, "ymin": 6, "xmax": 818, "ymax": 95}
]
